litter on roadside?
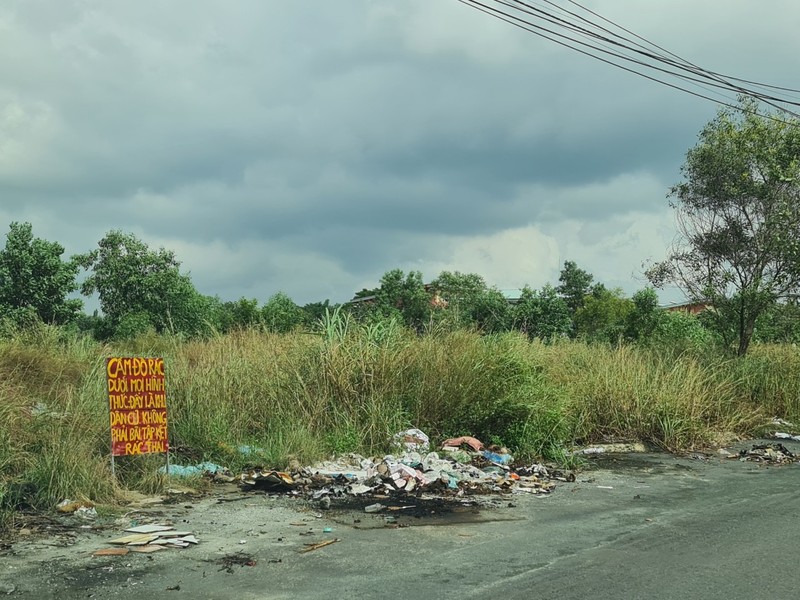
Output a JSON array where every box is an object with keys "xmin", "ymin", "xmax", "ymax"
[
  {"xmin": 240, "ymin": 470, "xmax": 296, "ymax": 492},
  {"xmin": 392, "ymin": 428, "xmax": 430, "ymax": 453},
  {"xmin": 772, "ymin": 432, "xmax": 800, "ymax": 442},
  {"xmin": 56, "ymin": 499, "xmax": 95, "ymax": 514},
  {"xmin": 739, "ymin": 443, "xmax": 796, "ymax": 464},
  {"xmin": 300, "ymin": 538, "xmax": 339, "ymax": 553},
  {"xmin": 235, "ymin": 431, "xmax": 572, "ymax": 505},
  {"xmin": 94, "ymin": 524, "xmax": 199, "ymax": 556},
  {"xmin": 159, "ymin": 462, "xmax": 234, "ymax": 481},
  {"xmin": 574, "ymin": 442, "xmax": 647, "ymax": 455},
  {"xmin": 442, "ymin": 436, "xmax": 483, "ymax": 452}
]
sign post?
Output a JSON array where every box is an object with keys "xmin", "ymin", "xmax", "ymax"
[{"xmin": 106, "ymin": 357, "xmax": 169, "ymax": 476}]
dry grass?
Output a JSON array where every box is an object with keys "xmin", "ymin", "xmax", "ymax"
[{"xmin": 2, "ymin": 319, "xmax": 799, "ymax": 529}]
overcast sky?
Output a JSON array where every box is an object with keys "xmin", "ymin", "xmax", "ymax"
[{"xmin": 2, "ymin": 1, "xmax": 798, "ymax": 307}]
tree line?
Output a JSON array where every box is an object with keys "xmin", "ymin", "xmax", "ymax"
[
  {"xmin": 2, "ymin": 98, "xmax": 799, "ymax": 354},
  {"xmin": 0, "ymin": 224, "xmax": 326, "ymax": 340}
]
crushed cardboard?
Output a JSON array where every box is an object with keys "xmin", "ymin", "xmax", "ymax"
[{"xmin": 98, "ymin": 524, "xmax": 199, "ymax": 556}]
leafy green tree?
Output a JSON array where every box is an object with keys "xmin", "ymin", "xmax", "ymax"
[
  {"xmin": 429, "ymin": 271, "xmax": 488, "ymax": 329},
  {"xmin": 624, "ymin": 288, "xmax": 662, "ymax": 342},
  {"xmin": 470, "ymin": 288, "xmax": 513, "ymax": 333},
  {"xmin": 647, "ymin": 98, "xmax": 800, "ymax": 355},
  {"xmin": 261, "ymin": 292, "xmax": 304, "ymax": 333},
  {"xmin": 753, "ymin": 301, "xmax": 800, "ymax": 343},
  {"xmin": 557, "ymin": 260, "xmax": 594, "ymax": 314},
  {"xmin": 375, "ymin": 269, "xmax": 430, "ymax": 331},
  {"xmin": 430, "ymin": 271, "xmax": 486, "ymax": 304},
  {"xmin": 75, "ymin": 231, "xmax": 213, "ymax": 338},
  {"xmin": 514, "ymin": 284, "xmax": 571, "ymax": 341},
  {"xmin": 0, "ymin": 222, "xmax": 82, "ymax": 325},
  {"xmin": 651, "ymin": 310, "xmax": 716, "ymax": 354},
  {"xmin": 219, "ymin": 297, "xmax": 262, "ymax": 332},
  {"xmin": 574, "ymin": 287, "xmax": 633, "ymax": 342}
]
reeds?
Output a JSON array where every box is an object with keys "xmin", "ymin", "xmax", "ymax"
[{"xmin": 2, "ymin": 318, "xmax": 798, "ymax": 529}]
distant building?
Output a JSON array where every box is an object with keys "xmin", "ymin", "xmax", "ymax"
[
  {"xmin": 498, "ymin": 289, "xmax": 524, "ymax": 304},
  {"xmin": 345, "ymin": 294, "xmax": 377, "ymax": 306},
  {"xmin": 660, "ymin": 300, "xmax": 711, "ymax": 315}
]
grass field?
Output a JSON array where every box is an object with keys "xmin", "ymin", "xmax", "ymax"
[{"xmin": 1, "ymin": 320, "xmax": 798, "ymax": 530}]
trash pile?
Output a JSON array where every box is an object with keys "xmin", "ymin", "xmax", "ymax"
[
  {"xmin": 738, "ymin": 443, "xmax": 797, "ymax": 464},
  {"xmin": 238, "ymin": 430, "xmax": 573, "ymax": 503},
  {"xmin": 56, "ymin": 499, "xmax": 97, "ymax": 520},
  {"xmin": 93, "ymin": 524, "xmax": 199, "ymax": 556},
  {"xmin": 772, "ymin": 432, "xmax": 800, "ymax": 442}
]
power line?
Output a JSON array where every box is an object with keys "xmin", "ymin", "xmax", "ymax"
[
  {"xmin": 514, "ymin": 0, "xmax": 800, "ymax": 113},
  {"xmin": 480, "ymin": 0, "xmax": 800, "ymax": 114},
  {"xmin": 457, "ymin": 0, "xmax": 800, "ymax": 121},
  {"xmin": 555, "ymin": 0, "xmax": 800, "ymax": 98},
  {"xmin": 491, "ymin": 0, "xmax": 774, "ymax": 104}
]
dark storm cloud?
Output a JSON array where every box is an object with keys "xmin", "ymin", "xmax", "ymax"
[{"xmin": 2, "ymin": 0, "xmax": 799, "ymax": 304}]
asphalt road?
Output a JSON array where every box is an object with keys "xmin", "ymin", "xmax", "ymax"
[{"xmin": 2, "ymin": 439, "xmax": 799, "ymax": 600}]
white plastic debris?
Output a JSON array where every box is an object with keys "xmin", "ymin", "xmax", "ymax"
[{"xmin": 391, "ymin": 428, "xmax": 430, "ymax": 453}]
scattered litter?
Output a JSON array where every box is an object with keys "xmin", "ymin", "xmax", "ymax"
[
  {"xmin": 772, "ymin": 432, "xmax": 800, "ymax": 442},
  {"xmin": 126, "ymin": 524, "xmax": 175, "ymax": 534},
  {"xmin": 575, "ymin": 442, "xmax": 647, "ymax": 455},
  {"xmin": 101, "ymin": 524, "xmax": 199, "ymax": 554},
  {"xmin": 322, "ymin": 527, "xmax": 333, "ymax": 533},
  {"xmin": 159, "ymin": 462, "xmax": 230, "ymax": 478},
  {"xmin": 442, "ymin": 436, "xmax": 484, "ymax": 452},
  {"xmin": 110, "ymin": 533, "xmax": 160, "ymax": 545},
  {"xmin": 300, "ymin": 538, "xmax": 339, "ymax": 553},
  {"xmin": 597, "ymin": 486, "xmax": 614, "ymax": 490},
  {"xmin": 75, "ymin": 506, "xmax": 97, "ymax": 520},
  {"xmin": 581, "ymin": 447, "xmax": 606, "ymax": 455},
  {"xmin": 178, "ymin": 535, "xmax": 199, "ymax": 544},
  {"xmin": 770, "ymin": 417, "xmax": 794, "ymax": 427},
  {"xmin": 238, "ymin": 540, "xmax": 247, "ymax": 545},
  {"xmin": 129, "ymin": 545, "xmax": 165, "ymax": 554},
  {"xmin": 348, "ymin": 483, "xmax": 372, "ymax": 495},
  {"xmin": 238, "ymin": 445, "xmax": 266, "ymax": 456},
  {"xmin": 239, "ymin": 470, "xmax": 295, "ymax": 492},
  {"xmin": 482, "ymin": 449, "xmax": 513, "ymax": 465},
  {"xmin": 57, "ymin": 499, "xmax": 95, "ymax": 514},
  {"xmin": 234, "ymin": 430, "xmax": 569, "ymax": 508},
  {"xmin": 739, "ymin": 443, "xmax": 796, "ymax": 464},
  {"xmin": 392, "ymin": 428, "xmax": 430, "ymax": 453},
  {"xmin": 218, "ymin": 552, "xmax": 257, "ymax": 572}
]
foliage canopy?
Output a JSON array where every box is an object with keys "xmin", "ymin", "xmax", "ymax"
[
  {"xmin": 0, "ymin": 222, "xmax": 82, "ymax": 325},
  {"xmin": 648, "ymin": 98, "xmax": 800, "ymax": 355}
]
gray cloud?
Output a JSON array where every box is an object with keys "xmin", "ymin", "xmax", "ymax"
[{"xmin": 2, "ymin": 0, "xmax": 798, "ymax": 305}]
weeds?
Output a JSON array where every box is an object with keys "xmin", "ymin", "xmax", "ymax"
[{"xmin": 1, "ymin": 322, "xmax": 798, "ymax": 530}]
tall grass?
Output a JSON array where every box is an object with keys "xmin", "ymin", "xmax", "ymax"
[{"xmin": 2, "ymin": 318, "xmax": 799, "ymax": 530}]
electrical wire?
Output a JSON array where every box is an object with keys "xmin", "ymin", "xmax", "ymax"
[
  {"xmin": 481, "ymin": 0, "xmax": 800, "ymax": 114},
  {"xmin": 560, "ymin": 0, "xmax": 800, "ymax": 95},
  {"xmin": 457, "ymin": 0, "xmax": 800, "ymax": 121}
]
